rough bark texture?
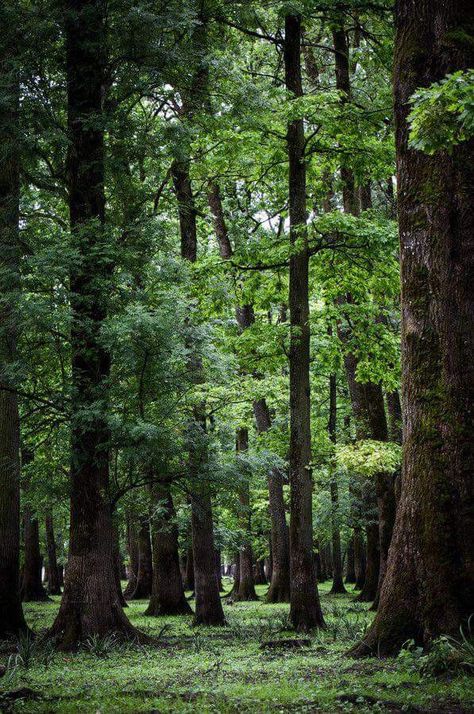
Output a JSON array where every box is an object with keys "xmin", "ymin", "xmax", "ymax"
[
  {"xmin": 126, "ymin": 519, "xmax": 152, "ymax": 600},
  {"xmin": 0, "ymin": 16, "xmax": 27, "ymax": 634},
  {"xmin": 124, "ymin": 519, "xmax": 139, "ymax": 598},
  {"xmin": 285, "ymin": 14, "xmax": 324, "ymax": 631},
  {"xmin": 352, "ymin": 0, "xmax": 474, "ymax": 656},
  {"xmin": 48, "ymin": 0, "xmax": 138, "ymax": 648},
  {"xmin": 345, "ymin": 537, "xmax": 356, "ymax": 584},
  {"xmin": 112, "ymin": 521, "xmax": 127, "ymax": 608},
  {"xmin": 233, "ymin": 428, "xmax": 258, "ymax": 601},
  {"xmin": 328, "ymin": 372, "xmax": 346, "ymax": 595},
  {"xmin": 22, "ymin": 507, "xmax": 49, "ymax": 602},
  {"xmin": 183, "ymin": 542, "xmax": 194, "ymax": 591},
  {"xmin": 45, "ymin": 512, "xmax": 61, "ymax": 596},
  {"xmin": 254, "ymin": 398, "xmax": 291, "ymax": 603},
  {"xmin": 353, "ymin": 528, "xmax": 366, "ymax": 590},
  {"xmin": 146, "ymin": 482, "xmax": 192, "ymax": 616}
]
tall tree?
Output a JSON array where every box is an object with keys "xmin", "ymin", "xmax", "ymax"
[
  {"xmin": 352, "ymin": 0, "xmax": 474, "ymax": 656},
  {"xmin": 285, "ymin": 13, "xmax": 324, "ymax": 631},
  {"xmin": 49, "ymin": 0, "xmax": 138, "ymax": 647},
  {"xmin": 233, "ymin": 427, "xmax": 258, "ymax": 601},
  {"xmin": 327, "ymin": 373, "xmax": 346, "ymax": 595},
  {"xmin": 0, "ymin": 0, "xmax": 27, "ymax": 637}
]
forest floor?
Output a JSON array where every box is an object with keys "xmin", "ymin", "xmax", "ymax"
[{"xmin": 0, "ymin": 581, "xmax": 472, "ymax": 713}]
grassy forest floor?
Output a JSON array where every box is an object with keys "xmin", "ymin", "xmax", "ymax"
[{"xmin": 1, "ymin": 581, "xmax": 472, "ymax": 713}]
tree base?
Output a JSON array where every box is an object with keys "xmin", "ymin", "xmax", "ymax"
[
  {"xmin": 144, "ymin": 598, "xmax": 192, "ymax": 617},
  {"xmin": 265, "ymin": 582, "xmax": 291, "ymax": 603}
]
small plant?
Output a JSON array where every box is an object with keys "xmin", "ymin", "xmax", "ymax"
[{"xmin": 84, "ymin": 632, "xmax": 120, "ymax": 658}]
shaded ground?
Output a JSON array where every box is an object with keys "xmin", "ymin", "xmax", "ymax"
[{"xmin": 0, "ymin": 582, "xmax": 472, "ymax": 712}]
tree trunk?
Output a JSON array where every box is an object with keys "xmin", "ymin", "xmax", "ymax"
[
  {"xmin": 124, "ymin": 519, "xmax": 139, "ymax": 598},
  {"xmin": 127, "ymin": 519, "xmax": 152, "ymax": 600},
  {"xmin": 48, "ymin": 0, "xmax": 139, "ymax": 648},
  {"xmin": 146, "ymin": 482, "xmax": 192, "ymax": 616},
  {"xmin": 183, "ymin": 542, "xmax": 194, "ymax": 592},
  {"xmin": 191, "ymin": 482, "xmax": 226, "ymax": 624},
  {"xmin": 233, "ymin": 428, "xmax": 258, "ymax": 602},
  {"xmin": 328, "ymin": 372, "xmax": 346, "ymax": 595},
  {"xmin": 285, "ymin": 14, "xmax": 324, "ymax": 631},
  {"xmin": 353, "ymin": 528, "xmax": 366, "ymax": 590},
  {"xmin": 112, "ymin": 521, "xmax": 127, "ymax": 608},
  {"xmin": 45, "ymin": 512, "xmax": 61, "ymax": 596},
  {"xmin": 253, "ymin": 399, "xmax": 291, "ymax": 603},
  {"xmin": 22, "ymin": 507, "xmax": 49, "ymax": 602},
  {"xmin": 356, "ymin": 522, "xmax": 380, "ymax": 603},
  {"xmin": 0, "ymin": 17, "xmax": 27, "ymax": 634},
  {"xmin": 352, "ymin": 0, "xmax": 474, "ymax": 656},
  {"xmin": 207, "ymin": 183, "xmax": 290, "ymax": 604},
  {"xmin": 345, "ymin": 537, "xmax": 356, "ymax": 584},
  {"xmin": 254, "ymin": 560, "xmax": 267, "ymax": 585}
]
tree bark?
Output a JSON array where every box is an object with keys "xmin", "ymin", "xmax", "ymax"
[
  {"xmin": 45, "ymin": 511, "xmax": 61, "ymax": 596},
  {"xmin": 352, "ymin": 0, "xmax": 474, "ymax": 656},
  {"xmin": 22, "ymin": 507, "xmax": 49, "ymax": 602},
  {"xmin": 183, "ymin": 541, "xmax": 194, "ymax": 592},
  {"xmin": 353, "ymin": 527, "xmax": 366, "ymax": 590},
  {"xmin": 285, "ymin": 14, "xmax": 324, "ymax": 631},
  {"xmin": 233, "ymin": 427, "xmax": 258, "ymax": 601},
  {"xmin": 253, "ymin": 398, "xmax": 291, "ymax": 603},
  {"xmin": 328, "ymin": 372, "xmax": 346, "ymax": 595},
  {"xmin": 145, "ymin": 482, "xmax": 192, "ymax": 616},
  {"xmin": 0, "ymin": 13, "xmax": 27, "ymax": 634},
  {"xmin": 124, "ymin": 519, "xmax": 139, "ymax": 598},
  {"xmin": 126, "ymin": 519, "xmax": 152, "ymax": 600},
  {"xmin": 48, "ymin": 0, "xmax": 139, "ymax": 648},
  {"xmin": 345, "ymin": 536, "xmax": 356, "ymax": 584}
]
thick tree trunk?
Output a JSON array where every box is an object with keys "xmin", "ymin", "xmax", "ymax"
[
  {"xmin": 22, "ymin": 507, "xmax": 49, "ymax": 602},
  {"xmin": 352, "ymin": 0, "xmax": 474, "ymax": 657},
  {"xmin": 191, "ymin": 482, "xmax": 226, "ymax": 624},
  {"xmin": 345, "ymin": 537, "xmax": 356, "ymax": 584},
  {"xmin": 285, "ymin": 14, "xmax": 324, "ymax": 631},
  {"xmin": 328, "ymin": 372, "xmax": 346, "ymax": 595},
  {"xmin": 126, "ymin": 519, "xmax": 152, "ymax": 600},
  {"xmin": 45, "ymin": 512, "xmax": 61, "ymax": 596},
  {"xmin": 48, "ymin": 0, "xmax": 138, "ymax": 648},
  {"xmin": 254, "ymin": 560, "xmax": 267, "ymax": 585},
  {"xmin": 183, "ymin": 542, "xmax": 194, "ymax": 592},
  {"xmin": 0, "ymin": 19, "xmax": 27, "ymax": 635},
  {"xmin": 233, "ymin": 428, "xmax": 258, "ymax": 602},
  {"xmin": 146, "ymin": 482, "xmax": 192, "ymax": 616},
  {"xmin": 386, "ymin": 390, "xmax": 402, "ymax": 445},
  {"xmin": 353, "ymin": 528, "xmax": 366, "ymax": 590},
  {"xmin": 356, "ymin": 522, "xmax": 380, "ymax": 603}
]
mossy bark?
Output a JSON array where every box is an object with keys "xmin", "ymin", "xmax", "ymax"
[{"xmin": 351, "ymin": 0, "xmax": 474, "ymax": 657}]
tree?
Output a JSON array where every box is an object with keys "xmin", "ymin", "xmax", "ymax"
[
  {"xmin": 285, "ymin": 13, "xmax": 324, "ymax": 631},
  {"xmin": 0, "ymin": 0, "xmax": 28, "ymax": 637},
  {"xmin": 48, "ymin": 0, "xmax": 139, "ymax": 648},
  {"xmin": 351, "ymin": 0, "xmax": 474, "ymax": 656}
]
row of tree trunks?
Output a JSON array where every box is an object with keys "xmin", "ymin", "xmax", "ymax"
[
  {"xmin": 353, "ymin": 0, "xmax": 474, "ymax": 656},
  {"xmin": 285, "ymin": 13, "xmax": 324, "ymax": 631}
]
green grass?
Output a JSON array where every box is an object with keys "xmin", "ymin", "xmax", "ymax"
[{"xmin": 1, "ymin": 581, "xmax": 472, "ymax": 712}]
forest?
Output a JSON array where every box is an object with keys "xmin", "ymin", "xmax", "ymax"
[{"xmin": 0, "ymin": 0, "xmax": 473, "ymax": 711}]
